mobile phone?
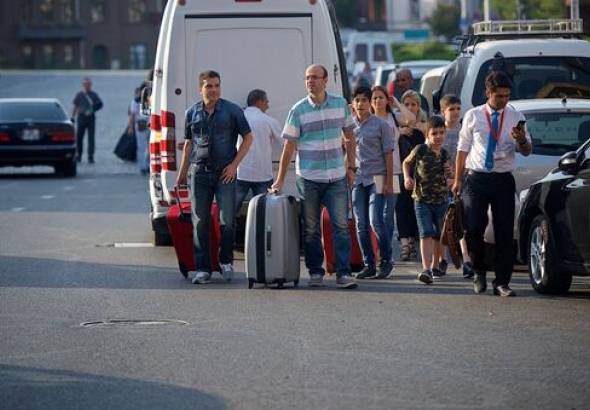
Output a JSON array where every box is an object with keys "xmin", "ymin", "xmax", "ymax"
[{"xmin": 517, "ymin": 120, "xmax": 526, "ymax": 128}]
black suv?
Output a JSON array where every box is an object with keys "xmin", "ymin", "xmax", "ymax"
[{"xmin": 518, "ymin": 137, "xmax": 590, "ymax": 294}]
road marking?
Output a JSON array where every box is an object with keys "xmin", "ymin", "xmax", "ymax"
[
  {"xmin": 11, "ymin": 207, "xmax": 25, "ymax": 212},
  {"xmin": 40, "ymin": 195, "xmax": 55, "ymax": 200},
  {"xmin": 63, "ymin": 186, "xmax": 75, "ymax": 191}
]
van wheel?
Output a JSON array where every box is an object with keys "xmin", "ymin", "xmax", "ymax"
[
  {"xmin": 528, "ymin": 215, "xmax": 571, "ymax": 294},
  {"xmin": 154, "ymin": 231, "xmax": 173, "ymax": 246}
]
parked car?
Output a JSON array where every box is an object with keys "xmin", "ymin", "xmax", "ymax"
[
  {"xmin": 432, "ymin": 19, "xmax": 590, "ymax": 117},
  {"xmin": 374, "ymin": 63, "xmax": 396, "ymax": 88},
  {"xmin": 0, "ymin": 98, "xmax": 76, "ymax": 177},
  {"xmin": 484, "ymin": 98, "xmax": 590, "ymax": 247},
  {"xmin": 518, "ymin": 137, "xmax": 590, "ymax": 294},
  {"xmin": 420, "ymin": 65, "xmax": 447, "ymax": 113}
]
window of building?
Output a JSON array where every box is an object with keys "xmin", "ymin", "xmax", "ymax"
[
  {"xmin": 20, "ymin": 0, "xmax": 33, "ymax": 23},
  {"xmin": 59, "ymin": 0, "xmax": 74, "ymax": 24},
  {"xmin": 22, "ymin": 45, "xmax": 34, "ymax": 68},
  {"xmin": 64, "ymin": 44, "xmax": 74, "ymax": 66},
  {"xmin": 42, "ymin": 44, "xmax": 55, "ymax": 68},
  {"xmin": 410, "ymin": 0, "xmax": 420, "ymax": 21},
  {"xmin": 128, "ymin": 0, "xmax": 146, "ymax": 24},
  {"xmin": 92, "ymin": 45, "xmax": 109, "ymax": 69},
  {"xmin": 90, "ymin": 0, "xmax": 106, "ymax": 23},
  {"xmin": 39, "ymin": 0, "xmax": 55, "ymax": 24},
  {"xmin": 129, "ymin": 44, "xmax": 146, "ymax": 69}
]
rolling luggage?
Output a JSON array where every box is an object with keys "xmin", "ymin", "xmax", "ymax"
[
  {"xmin": 167, "ymin": 187, "xmax": 220, "ymax": 278},
  {"xmin": 245, "ymin": 192, "xmax": 300, "ymax": 289},
  {"xmin": 321, "ymin": 207, "xmax": 379, "ymax": 273}
]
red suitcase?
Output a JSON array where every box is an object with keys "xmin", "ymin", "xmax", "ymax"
[
  {"xmin": 321, "ymin": 207, "xmax": 379, "ymax": 274},
  {"xmin": 167, "ymin": 188, "xmax": 220, "ymax": 278}
]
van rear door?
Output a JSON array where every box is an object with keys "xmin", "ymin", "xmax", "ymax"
[{"xmin": 184, "ymin": 16, "xmax": 312, "ymax": 126}]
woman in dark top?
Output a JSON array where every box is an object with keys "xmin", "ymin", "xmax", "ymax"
[{"xmin": 396, "ymin": 90, "xmax": 427, "ymax": 261}]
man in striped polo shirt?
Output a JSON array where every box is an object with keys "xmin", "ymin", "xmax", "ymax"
[{"xmin": 272, "ymin": 64, "xmax": 358, "ymax": 289}]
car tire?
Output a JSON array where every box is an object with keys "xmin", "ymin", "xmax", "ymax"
[
  {"xmin": 528, "ymin": 214, "xmax": 572, "ymax": 294},
  {"xmin": 55, "ymin": 161, "xmax": 76, "ymax": 177},
  {"xmin": 154, "ymin": 231, "xmax": 173, "ymax": 246}
]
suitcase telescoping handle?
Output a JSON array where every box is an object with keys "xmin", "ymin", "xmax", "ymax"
[{"xmin": 174, "ymin": 184, "xmax": 190, "ymax": 219}]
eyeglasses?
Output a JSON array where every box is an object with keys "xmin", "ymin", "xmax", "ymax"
[{"xmin": 306, "ymin": 75, "xmax": 324, "ymax": 81}]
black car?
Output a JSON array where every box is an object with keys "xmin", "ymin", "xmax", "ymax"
[
  {"xmin": 0, "ymin": 98, "xmax": 77, "ymax": 176},
  {"xmin": 518, "ymin": 137, "xmax": 590, "ymax": 294}
]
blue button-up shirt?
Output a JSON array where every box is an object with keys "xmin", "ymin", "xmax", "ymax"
[
  {"xmin": 353, "ymin": 114, "xmax": 395, "ymax": 187},
  {"xmin": 184, "ymin": 98, "xmax": 251, "ymax": 167}
]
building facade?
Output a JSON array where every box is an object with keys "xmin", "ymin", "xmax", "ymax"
[{"xmin": 0, "ymin": 0, "xmax": 167, "ymax": 69}]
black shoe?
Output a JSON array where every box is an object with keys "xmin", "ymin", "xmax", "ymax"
[
  {"xmin": 374, "ymin": 260, "xmax": 394, "ymax": 279},
  {"xmin": 493, "ymin": 284, "xmax": 516, "ymax": 297},
  {"xmin": 418, "ymin": 270, "xmax": 433, "ymax": 284},
  {"xmin": 462, "ymin": 261, "xmax": 474, "ymax": 279},
  {"xmin": 439, "ymin": 259, "xmax": 448, "ymax": 276},
  {"xmin": 355, "ymin": 266, "xmax": 376, "ymax": 280},
  {"xmin": 88, "ymin": 157, "xmax": 94, "ymax": 164},
  {"xmin": 473, "ymin": 273, "xmax": 487, "ymax": 294},
  {"xmin": 431, "ymin": 267, "xmax": 443, "ymax": 279}
]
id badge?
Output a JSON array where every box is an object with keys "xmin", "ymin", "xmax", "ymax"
[{"xmin": 494, "ymin": 150, "xmax": 506, "ymax": 160}]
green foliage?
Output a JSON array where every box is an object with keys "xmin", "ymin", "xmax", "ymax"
[
  {"xmin": 392, "ymin": 41, "xmax": 456, "ymax": 63},
  {"xmin": 426, "ymin": 2, "xmax": 461, "ymax": 41},
  {"xmin": 491, "ymin": 0, "xmax": 566, "ymax": 19}
]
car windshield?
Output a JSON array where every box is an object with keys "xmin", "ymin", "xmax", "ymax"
[
  {"xmin": 472, "ymin": 57, "xmax": 590, "ymax": 106},
  {"xmin": 0, "ymin": 102, "xmax": 67, "ymax": 122},
  {"xmin": 526, "ymin": 111, "xmax": 590, "ymax": 155}
]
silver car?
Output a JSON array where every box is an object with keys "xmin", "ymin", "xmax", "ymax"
[{"xmin": 484, "ymin": 98, "xmax": 590, "ymax": 246}]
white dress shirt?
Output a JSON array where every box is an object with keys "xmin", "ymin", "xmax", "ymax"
[
  {"xmin": 458, "ymin": 103, "xmax": 531, "ymax": 173},
  {"xmin": 237, "ymin": 106, "xmax": 283, "ymax": 182}
]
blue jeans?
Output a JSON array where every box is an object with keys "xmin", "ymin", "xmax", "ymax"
[
  {"xmin": 296, "ymin": 176, "xmax": 351, "ymax": 277},
  {"xmin": 414, "ymin": 201, "xmax": 447, "ymax": 239},
  {"xmin": 352, "ymin": 183, "xmax": 394, "ymax": 267},
  {"xmin": 235, "ymin": 178, "xmax": 273, "ymax": 214},
  {"xmin": 189, "ymin": 164, "xmax": 236, "ymax": 273}
]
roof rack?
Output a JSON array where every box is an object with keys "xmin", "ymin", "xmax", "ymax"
[{"xmin": 473, "ymin": 19, "xmax": 583, "ymax": 36}]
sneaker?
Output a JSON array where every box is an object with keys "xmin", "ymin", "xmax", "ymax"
[
  {"xmin": 356, "ymin": 266, "xmax": 376, "ymax": 279},
  {"xmin": 220, "ymin": 263, "xmax": 234, "ymax": 281},
  {"xmin": 375, "ymin": 261, "xmax": 394, "ymax": 279},
  {"xmin": 431, "ymin": 267, "xmax": 443, "ymax": 279},
  {"xmin": 192, "ymin": 271, "xmax": 211, "ymax": 284},
  {"xmin": 308, "ymin": 274, "xmax": 324, "ymax": 287},
  {"xmin": 439, "ymin": 259, "xmax": 448, "ymax": 276},
  {"xmin": 336, "ymin": 275, "xmax": 358, "ymax": 289},
  {"xmin": 418, "ymin": 270, "xmax": 433, "ymax": 284},
  {"xmin": 462, "ymin": 261, "xmax": 475, "ymax": 279}
]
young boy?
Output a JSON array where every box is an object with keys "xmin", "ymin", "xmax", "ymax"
[
  {"xmin": 403, "ymin": 115, "xmax": 454, "ymax": 284},
  {"xmin": 440, "ymin": 94, "xmax": 474, "ymax": 279},
  {"xmin": 351, "ymin": 86, "xmax": 396, "ymax": 279}
]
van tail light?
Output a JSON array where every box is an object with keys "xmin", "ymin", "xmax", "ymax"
[
  {"xmin": 0, "ymin": 132, "xmax": 10, "ymax": 142},
  {"xmin": 160, "ymin": 110, "xmax": 177, "ymax": 171},
  {"xmin": 150, "ymin": 114, "xmax": 162, "ymax": 173},
  {"xmin": 51, "ymin": 133, "xmax": 75, "ymax": 142}
]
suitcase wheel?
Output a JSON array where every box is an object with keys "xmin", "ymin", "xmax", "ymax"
[
  {"xmin": 277, "ymin": 281, "xmax": 284, "ymax": 289},
  {"xmin": 179, "ymin": 262, "xmax": 189, "ymax": 279},
  {"xmin": 293, "ymin": 280, "xmax": 299, "ymax": 287},
  {"xmin": 248, "ymin": 278, "xmax": 255, "ymax": 289}
]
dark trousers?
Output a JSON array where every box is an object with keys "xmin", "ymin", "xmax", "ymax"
[
  {"xmin": 76, "ymin": 114, "xmax": 95, "ymax": 159},
  {"xmin": 462, "ymin": 171, "xmax": 516, "ymax": 286},
  {"xmin": 396, "ymin": 173, "xmax": 419, "ymax": 239}
]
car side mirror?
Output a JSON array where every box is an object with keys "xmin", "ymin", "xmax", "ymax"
[
  {"xmin": 558, "ymin": 151, "xmax": 578, "ymax": 174},
  {"xmin": 140, "ymin": 81, "xmax": 153, "ymax": 116}
]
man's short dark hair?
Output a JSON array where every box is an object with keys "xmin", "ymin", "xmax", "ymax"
[
  {"xmin": 247, "ymin": 89, "xmax": 267, "ymax": 107},
  {"xmin": 352, "ymin": 85, "xmax": 372, "ymax": 100},
  {"xmin": 485, "ymin": 71, "xmax": 513, "ymax": 92},
  {"xmin": 426, "ymin": 115, "xmax": 446, "ymax": 134},
  {"xmin": 199, "ymin": 70, "xmax": 221, "ymax": 87}
]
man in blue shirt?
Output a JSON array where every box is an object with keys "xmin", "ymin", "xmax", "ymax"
[{"xmin": 176, "ymin": 70, "xmax": 253, "ymax": 285}]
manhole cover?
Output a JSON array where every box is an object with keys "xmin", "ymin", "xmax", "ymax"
[{"xmin": 81, "ymin": 319, "xmax": 189, "ymax": 327}]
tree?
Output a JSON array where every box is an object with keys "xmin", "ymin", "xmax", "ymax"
[{"xmin": 426, "ymin": 2, "xmax": 461, "ymax": 41}]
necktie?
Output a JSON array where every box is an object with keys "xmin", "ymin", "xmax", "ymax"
[{"xmin": 485, "ymin": 111, "xmax": 499, "ymax": 170}]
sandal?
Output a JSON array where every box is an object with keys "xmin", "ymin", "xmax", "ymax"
[
  {"xmin": 400, "ymin": 244, "xmax": 411, "ymax": 261},
  {"xmin": 409, "ymin": 242, "xmax": 418, "ymax": 260}
]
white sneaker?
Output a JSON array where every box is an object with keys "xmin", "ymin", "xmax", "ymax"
[
  {"xmin": 308, "ymin": 274, "xmax": 324, "ymax": 287},
  {"xmin": 192, "ymin": 271, "xmax": 211, "ymax": 284},
  {"xmin": 220, "ymin": 263, "xmax": 234, "ymax": 281},
  {"xmin": 336, "ymin": 275, "xmax": 358, "ymax": 289}
]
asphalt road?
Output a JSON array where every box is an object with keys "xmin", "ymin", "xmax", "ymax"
[{"xmin": 1, "ymin": 72, "xmax": 590, "ymax": 409}]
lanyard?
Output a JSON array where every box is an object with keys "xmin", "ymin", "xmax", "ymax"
[{"xmin": 484, "ymin": 107, "xmax": 505, "ymax": 144}]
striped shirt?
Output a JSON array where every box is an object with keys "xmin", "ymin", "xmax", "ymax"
[{"xmin": 282, "ymin": 93, "xmax": 354, "ymax": 183}]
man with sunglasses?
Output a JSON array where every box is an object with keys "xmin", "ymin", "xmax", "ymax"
[{"xmin": 451, "ymin": 71, "xmax": 532, "ymax": 297}]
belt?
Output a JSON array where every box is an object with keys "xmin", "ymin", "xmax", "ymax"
[{"xmin": 194, "ymin": 163, "xmax": 224, "ymax": 173}]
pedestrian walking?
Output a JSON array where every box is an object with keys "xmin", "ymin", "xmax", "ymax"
[
  {"xmin": 272, "ymin": 64, "xmax": 358, "ymax": 289},
  {"xmin": 350, "ymin": 85, "xmax": 395, "ymax": 280},
  {"xmin": 403, "ymin": 115, "xmax": 454, "ymax": 284},
  {"xmin": 235, "ymin": 89, "xmax": 282, "ymax": 214},
  {"xmin": 71, "ymin": 77, "xmax": 103, "ymax": 163},
  {"xmin": 396, "ymin": 90, "xmax": 427, "ymax": 261},
  {"xmin": 175, "ymin": 70, "xmax": 253, "ymax": 285},
  {"xmin": 389, "ymin": 68, "xmax": 429, "ymax": 114},
  {"xmin": 128, "ymin": 87, "xmax": 150, "ymax": 174},
  {"xmin": 451, "ymin": 71, "xmax": 532, "ymax": 297},
  {"xmin": 439, "ymin": 94, "xmax": 474, "ymax": 278}
]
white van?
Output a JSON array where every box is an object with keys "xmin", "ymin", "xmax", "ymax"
[
  {"xmin": 145, "ymin": 0, "xmax": 349, "ymax": 246},
  {"xmin": 344, "ymin": 31, "xmax": 402, "ymax": 78}
]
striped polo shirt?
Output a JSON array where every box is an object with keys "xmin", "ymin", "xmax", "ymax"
[{"xmin": 282, "ymin": 93, "xmax": 354, "ymax": 183}]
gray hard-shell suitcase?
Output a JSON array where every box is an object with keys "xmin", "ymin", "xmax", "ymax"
[{"xmin": 245, "ymin": 192, "xmax": 300, "ymax": 289}]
